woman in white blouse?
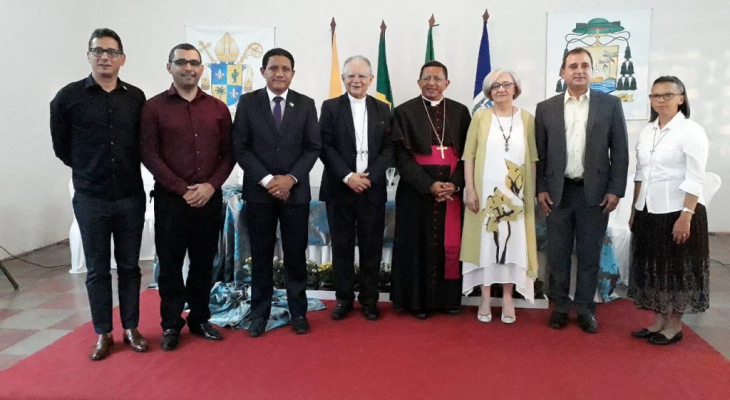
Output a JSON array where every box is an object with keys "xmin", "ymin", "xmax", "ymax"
[{"xmin": 628, "ymin": 76, "xmax": 709, "ymax": 346}]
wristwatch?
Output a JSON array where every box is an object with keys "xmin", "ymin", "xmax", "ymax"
[{"xmin": 681, "ymin": 207, "xmax": 695, "ymax": 215}]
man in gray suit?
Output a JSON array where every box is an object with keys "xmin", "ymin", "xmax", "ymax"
[{"xmin": 535, "ymin": 47, "xmax": 628, "ymax": 333}]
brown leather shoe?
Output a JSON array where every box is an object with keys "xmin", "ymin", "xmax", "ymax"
[
  {"xmin": 123, "ymin": 328, "xmax": 149, "ymax": 352},
  {"xmin": 90, "ymin": 333, "xmax": 114, "ymax": 361}
]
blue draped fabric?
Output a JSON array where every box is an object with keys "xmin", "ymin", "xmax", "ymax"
[
  {"xmin": 534, "ymin": 204, "xmax": 619, "ymax": 301},
  {"xmin": 598, "ymin": 233, "xmax": 620, "ymax": 302},
  {"xmin": 208, "ymin": 282, "xmax": 326, "ymax": 331},
  {"xmin": 212, "ymin": 185, "xmax": 396, "ymax": 284}
]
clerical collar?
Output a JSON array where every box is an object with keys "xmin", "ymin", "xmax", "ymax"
[
  {"xmin": 348, "ymin": 93, "xmax": 367, "ymax": 104},
  {"xmin": 421, "ymin": 96, "xmax": 444, "ymax": 107}
]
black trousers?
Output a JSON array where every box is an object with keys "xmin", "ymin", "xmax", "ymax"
[
  {"xmin": 73, "ymin": 192, "xmax": 145, "ymax": 334},
  {"xmin": 547, "ymin": 179, "xmax": 609, "ymax": 315},
  {"xmin": 154, "ymin": 185, "xmax": 222, "ymax": 331},
  {"xmin": 247, "ymin": 201, "xmax": 309, "ymax": 319},
  {"xmin": 326, "ymin": 196, "xmax": 385, "ymax": 306}
]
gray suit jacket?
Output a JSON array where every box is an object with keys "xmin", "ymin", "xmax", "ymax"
[{"xmin": 535, "ymin": 90, "xmax": 629, "ymax": 207}]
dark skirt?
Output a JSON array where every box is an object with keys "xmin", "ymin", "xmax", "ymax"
[{"xmin": 628, "ymin": 204, "xmax": 709, "ymax": 313}]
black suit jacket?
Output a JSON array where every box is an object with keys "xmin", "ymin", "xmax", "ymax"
[
  {"xmin": 232, "ymin": 88, "xmax": 321, "ymax": 204},
  {"xmin": 535, "ymin": 90, "xmax": 629, "ymax": 207},
  {"xmin": 318, "ymin": 94, "xmax": 393, "ymax": 205}
]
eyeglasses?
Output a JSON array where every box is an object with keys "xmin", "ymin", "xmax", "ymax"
[
  {"xmin": 344, "ymin": 74, "xmax": 372, "ymax": 81},
  {"xmin": 420, "ymin": 76, "xmax": 445, "ymax": 83},
  {"xmin": 490, "ymin": 82, "xmax": 514, "ymax": 91},
  {"xmin": 171, "ymin": 59, "xmax": 203, "ymax": 67},
  {"xmin": 648, "ymin": 93, "xmax": 682, "ymax": 101},
  {"xmin": 89, "ymin": 47, "xmax": 123, "ymax": 58}
]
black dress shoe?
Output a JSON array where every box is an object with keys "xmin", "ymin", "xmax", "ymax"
[
  {"xmin": 123, "ymin": 328, "xmax": 149, "ymax": 352},
  {"xmin": 631, "ymin": 328, "xmax": 659, "ymax": 339},
  {"xmin": 249, "ymin": 317, "xmax": 266, "ymax": 338},
  {"xmin": 548, "ymin": 311, "xmax": 569, "ymax": 329},
  {"xmin": 292, "ymin": 316, "xmax": 309, "ymax": 334},
  {"xmin": 649, "ymin": 331, "xmax": 683, "ymax": 345},
  {"xmin": 90, "ymin": 333, "xmax": 114, "ymax": 361},
  {"xmin": 415, "ymin": 311, "xmax": 430, "ymax": 320},
  {"xmin": 363, "ymin": 304, "xmax": 380, "ymax": 321},
  {"xmin": 441, "ymin": 307, "xmax": 463, "ymax": 316},
  {"xmin": 577, "ymin": 313, "xmax": 598, "ymax": 333},
  {"xmin": 189, "ymin": 322, "xmax": 223, "ymax": 341},
  {"xmin": 160, "ymin": 329, "xmax": 179, "ymax": 352},
  {"xmin": 331, "ymin": 301, "xmax": 353, "ymax": 321}
]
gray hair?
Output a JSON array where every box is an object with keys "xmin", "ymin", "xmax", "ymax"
[
  {"xmin": 342, "ymin": 55, "xmax": 373, "ymax": 77},
  {"xmin": 482, "ymin": 68, "xmax": 522, "ymax": 101}
]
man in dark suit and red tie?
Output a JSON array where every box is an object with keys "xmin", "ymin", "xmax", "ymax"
[
  {"xmin": 232, "ymin": 48, "xmax": 321, "ymax": 337},
  {"xmin": 318, "ymin": 56, "xmax": 393, "ymax": 321}
]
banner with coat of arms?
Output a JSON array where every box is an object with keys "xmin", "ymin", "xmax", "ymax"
[
  {"xmin": 186, "ymin": 24, "xmax": 276, "ymax": 110},
  {"xmin": 545, "ymin": 10, "xmax": 651, "ymax": 120}
]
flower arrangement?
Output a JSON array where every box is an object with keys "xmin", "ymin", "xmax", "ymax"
[{"xmin": 318, "ymin": 262, "xmax": 334, "ymax": 290}]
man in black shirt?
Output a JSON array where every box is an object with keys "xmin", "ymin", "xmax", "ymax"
[{"xmin": 50, "ymin": 28, "xmax": 148, "ymax": 361}]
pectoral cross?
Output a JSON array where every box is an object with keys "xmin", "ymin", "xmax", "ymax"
[{"xmin": 436, "ymin": 145, "xmax": 447, "ymax": 159}]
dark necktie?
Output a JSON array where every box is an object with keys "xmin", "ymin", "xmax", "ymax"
[{"xmin": 273, "ymin": 96, "xmax": 283, "ymax": 129}]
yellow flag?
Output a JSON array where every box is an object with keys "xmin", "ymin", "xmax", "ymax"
[{"xmin": 329, "ymin": 23, "xmax": 343, "ymax": 98}]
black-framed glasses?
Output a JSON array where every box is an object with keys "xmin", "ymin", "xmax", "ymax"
[
  {"xmin": 648, "ymin": 93, "xmax": 682, "ymax": 101},
  {"xmin": 490, "ymin": 81, "xmax": 514, "ymax": 91},
  {"xmin": 171, "ymin": 59, "xmax": 203, "ymax": 67},
  {"xmin": 89, "ymin": 47, "xmax": 123, "ymax": 58}
]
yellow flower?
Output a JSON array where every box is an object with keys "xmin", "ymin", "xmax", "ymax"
[
  {"xmin": 485, "ymin": 187, "xmax": 524, "ymax": 232},
  {"xmin": 504, "ymin": 160, "xmax": 525, "ymax": 197}
]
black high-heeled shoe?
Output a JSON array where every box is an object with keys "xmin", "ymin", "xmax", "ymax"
[
  {"xmin": 631, "ymin": 328, "xmax": 659, "ymax": 339},
  {"xmin": 649, "ymin": 331, "xmax": 683, "ymax": 345}
]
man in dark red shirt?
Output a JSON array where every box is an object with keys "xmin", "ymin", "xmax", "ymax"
[{"xmin": 141, "ymin": 43, "xmax": 234, "ymax": 351}]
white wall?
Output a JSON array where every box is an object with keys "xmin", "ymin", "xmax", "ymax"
[{"xmin": 1, "ymin": 0, "xmax": 729, "ymax": 255}]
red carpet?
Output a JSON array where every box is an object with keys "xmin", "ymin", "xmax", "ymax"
[{"xmin": 1, "ymin": 290, "xmax": 728, "ymax": 400}]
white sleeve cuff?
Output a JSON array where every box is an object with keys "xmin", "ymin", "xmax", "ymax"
[
  {"xmin": 287, "ymin": 174, "xmax": 298, "ymax": 184},
  {"xmin": 259, "ymin": 174, "xmax": 274, "ymax": 188},
  {"xmin": 679, "ymin": 180, "xmax": 703, "ymax": 197},
  {"xmin": 343, "ymin": 172, "xmax": 353, "ymax": 184}
]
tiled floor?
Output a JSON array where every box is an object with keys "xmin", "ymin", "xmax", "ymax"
[
  {"xmin": 0, "ymin": 242, "xmax": 156, "ymax": 370},
  {"xmin": 0, "ymin": 236, "xmax": 729, "ymax": 371}
]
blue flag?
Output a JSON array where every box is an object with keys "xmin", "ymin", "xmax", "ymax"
[{"xmin": 472, "ymin": 14, "xmax": 492, "ymax": 115}]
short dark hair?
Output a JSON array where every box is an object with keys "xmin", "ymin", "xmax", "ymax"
[
  {"xmin": 168, "ymin": 43, "xmax": 202, "ymax": 63},
  {"xmin": 420, "ymin": 60, "xmax": 448, "ymax": 80},
  {"xmin": 262, "ymin": 48, "xmax": 295, "ymax": 70},
  {"xmin": 560, "ymin": 47, "xmax": 593, "ymax": 72},
  {"xmin": 649, "ymin": 76, "xmax": 690, "ymax": 122},
  {"xmin": 88, "ymin": 28, "xmax": 123, "ymax": 53}
]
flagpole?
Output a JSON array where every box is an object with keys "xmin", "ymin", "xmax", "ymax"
[
  {"xmin": 328, "ymin": 17, "xmax": 343, "ymax": 99},
  {"xmin": 425, "ymin": 14, "xmax": 437, "ymax": 62},
  {"xmin": 471, "ymin": 8, "xmax": 493, "ymax": 114},
  {"xmin": 376, "ymin": 20, "xmax": 394, "ymax": 109}
]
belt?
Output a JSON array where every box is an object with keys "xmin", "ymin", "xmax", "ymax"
[{"xmin": 564, "ymin": 177, "xmax": 584, "ymax": 186}]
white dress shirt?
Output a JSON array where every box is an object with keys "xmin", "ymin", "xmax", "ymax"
[
  {"xmin": 343, "ymin": 94, "xmax": 369, "ymax": 183},
  {"xmin": 266, "ymin": 87, "xmax": 288, "ymax": 118},
  {"xmin": 634, "ymin": 112, "xmax": 708, "ymax": 213},
  {"xmin": 563, "ymin": 90, "xmax": 590, "ymax": 179},
  {"xmin": 260, "ymin": 88, "xmax": 295, "ymax": 188}
]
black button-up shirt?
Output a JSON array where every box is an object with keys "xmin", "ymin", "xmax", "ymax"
[{"xmin": 50, "ymin": 75, "xmax": 146, "ymax": 199}]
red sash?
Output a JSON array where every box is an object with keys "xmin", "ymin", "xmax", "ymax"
[{"xmin": 413, "ymin": 145, "xmax": 462, "ymax": 280}]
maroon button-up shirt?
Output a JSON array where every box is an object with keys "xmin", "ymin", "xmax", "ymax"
[{"xmin": 141, "ymin": 85, "xmax": 234, "ymax": 196}]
